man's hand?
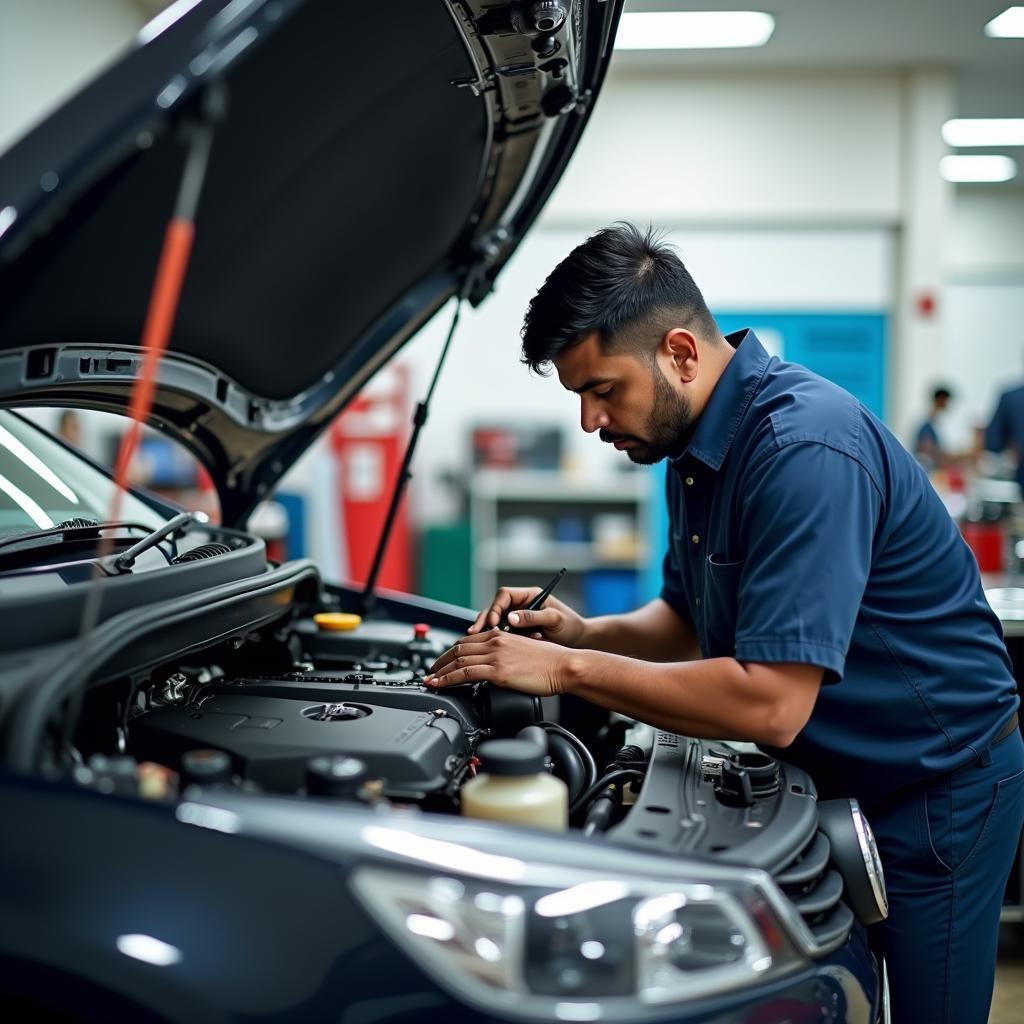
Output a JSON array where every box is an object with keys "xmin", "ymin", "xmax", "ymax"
[
  {"xmin": 425, "ymin": 629, "xmax": 569, "ymax": 697},
  {"xmin": 468, "ymin": 586, "xmax": 587, "ymax": 647}
]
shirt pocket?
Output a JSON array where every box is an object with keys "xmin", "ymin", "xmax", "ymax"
[{"xmin": 704, "ymin": 553, "xmax": 744, "ymax": 657}]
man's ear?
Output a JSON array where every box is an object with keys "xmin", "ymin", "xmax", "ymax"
[{"xmin": 661, "ymin": 328, "xmax": 699, "ymax": 383}]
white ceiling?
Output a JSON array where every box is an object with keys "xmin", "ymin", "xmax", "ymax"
[{"xmin": 620, "ymin": 1, "xmax": 1024, "ymax": 116}]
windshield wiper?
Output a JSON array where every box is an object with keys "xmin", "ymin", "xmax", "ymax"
[
  {"xmin": 0, "ymin": 518, "xmax": 166, "ymax": 561},
  {"xmin": 0, "ymin": 513, "xmax": 200, "ymax": 570},
  {"xmin": 0, "ymin": 517, "xmax": 102, "ymax": 554},
  {"xmin": 104, "ymin": 511, "xmax": 199, "ymax": 573}
]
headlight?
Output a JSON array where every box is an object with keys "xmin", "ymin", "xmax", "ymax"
[
  {"xmin": 817, "ymin": 798, "xmax": 888, "ymax": 926},
  {"xmin": 351, "ymin": 843, "xmax": 807, "ymax": 1021}
]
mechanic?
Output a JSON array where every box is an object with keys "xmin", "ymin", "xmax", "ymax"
[{"xmin": 426, "ymin": 223, "xmax": 1024, "ymax": 1024}]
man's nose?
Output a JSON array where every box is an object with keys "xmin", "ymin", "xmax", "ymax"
[{"xmin": 580, "ymin": 399, "xmax": 608, "ymax": 434}]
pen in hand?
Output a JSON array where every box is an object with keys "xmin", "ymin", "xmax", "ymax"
[{"xmin": 501, "ymin": 567, "xmax": 567, "ymax": 633}]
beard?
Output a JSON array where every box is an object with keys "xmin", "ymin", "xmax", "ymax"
[{"xmin": 601, "ymin": 369, "xmax": 693, "ymax": 465}]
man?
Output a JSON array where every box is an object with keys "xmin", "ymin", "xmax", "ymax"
[
  {"xmin": 914, "ymin": 385, "xmax": 952, "ymax": 468},
  {"xmin": 984, "ymin": 373, "xmax": 1024, "ymax": 495},
  {"xmin": 426, "ymin": 224, "xmax": 1023, "ymax": 1023}
]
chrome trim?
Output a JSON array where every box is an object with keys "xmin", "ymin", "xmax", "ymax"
[
  {"xmin": 850, "ymin": 799, "xmax": 889, "ymax": 920},
  {"xmin": 880, "ymin": 957, "xmax": 891, "ymax": 1024}
]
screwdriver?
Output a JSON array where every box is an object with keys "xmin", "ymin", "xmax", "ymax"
[{"xmin": 501, "ymin": 567, "xmax": 567, "ymax": 633}]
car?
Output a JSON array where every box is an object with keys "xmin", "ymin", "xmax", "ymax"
[{"xmin": 0, "ymin": 1, "xmax": 888, "ymax": 1021}]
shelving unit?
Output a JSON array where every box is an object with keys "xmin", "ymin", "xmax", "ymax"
[{"xmin": 470, "ymin": 469, "xmax": 653, "ymax": 616}]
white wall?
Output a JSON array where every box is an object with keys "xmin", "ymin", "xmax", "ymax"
[
  {"xmin": 940, "ymin": 282, "xmax": 1024, "ymax": 450},
  {"xmin": 0, "ymin": 0, "xmax": 145, "ymax": 155},
  {"xmin": 948, "ymin": 187, "xmax": 1024, "ymax": 281},
  {"xmin": 544, "ymin": 69, "xmax": 903, "ymax": 226},
  {"xmin": 937, "ymin": 187, "xmax": 1024, "ymax": 449}
]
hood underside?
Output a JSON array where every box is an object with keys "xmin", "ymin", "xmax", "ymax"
[{"xmin": 0, "ymin": 0, "xmax": 622, "ymax": 524}]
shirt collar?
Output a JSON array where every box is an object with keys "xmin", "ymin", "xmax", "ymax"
[{"xmin": 677, "ymin": 329, "xmax": 771, "ymax": 472}]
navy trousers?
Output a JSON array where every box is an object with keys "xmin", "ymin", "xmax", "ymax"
[{"xmin": 866, "ymin": 728, "xmax": 1024, "ymax": 1023}]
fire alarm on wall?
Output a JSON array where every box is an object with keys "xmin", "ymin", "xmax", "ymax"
[{"xmin": 915, "ymin": 292, "xmax": 937, "ymax": 317}]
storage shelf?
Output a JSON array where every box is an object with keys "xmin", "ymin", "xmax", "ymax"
[
  {"xmin": 471, "ymin": 468, "xmax": 650, "ymax": 502},
  {"xmin": 475, "ymin": 539, "xmax": 647, "ymax": 573},
  {"xmin": 470, "ymin": 469, "xmax": 654, "ymax": 614}
]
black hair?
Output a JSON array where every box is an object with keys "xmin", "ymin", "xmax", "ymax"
[
  {"xmin": 933, "ymin": 386, "xmax": 952, "ymax": 403},
  {"xmin": 520, "ymin": 222, "xmax": 716, "ymax": 374}
]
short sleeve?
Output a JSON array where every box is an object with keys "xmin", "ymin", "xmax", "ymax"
[
  {"xmin": 732, "ymin": 442, "xmax": 882, "ymax": 683},
  {"xmin": 659, "ymin": 470, "xmax": 694, "ymax": 628}
]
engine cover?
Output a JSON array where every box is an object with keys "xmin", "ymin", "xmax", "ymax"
[{"xmin": 130, "ymin": 689, "xmax": 470, "ymax": 797}]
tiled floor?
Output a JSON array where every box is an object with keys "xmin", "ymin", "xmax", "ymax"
[{"xmin": 991, "ymin": 926, "xmax": 1024, "ymax": 1023}]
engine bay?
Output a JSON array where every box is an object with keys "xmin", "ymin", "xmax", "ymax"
[{"xmin": 30, "ymin": 596, "xmax": 874, "ymax": 955}]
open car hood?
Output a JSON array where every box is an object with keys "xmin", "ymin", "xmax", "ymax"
[{"xmin": 0, "ymin": 0, "xmax": 622, "ymax": 524}]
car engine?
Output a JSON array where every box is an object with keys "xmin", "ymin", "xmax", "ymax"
[{"xmin": 71, "ymin": 611, "xmax": 878, "ymax": 956}]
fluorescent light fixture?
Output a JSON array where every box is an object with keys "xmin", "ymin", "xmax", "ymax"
[
  {"xmin": 940, "ymin": 155, "xmax": 1018, "ymax": 182},
  {"xmin": 985, "ymin": 6, "xmax": 1024, "ymax": 37},
  {"xmin": 942, "ymin": 119, "xmax": 1024, "ymax": 147},
  {"xmin": 615, "ymin": 11, "xmax": 775, "ymax": 50}
]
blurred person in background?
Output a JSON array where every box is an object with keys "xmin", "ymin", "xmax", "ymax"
[
  {"xmin": 914, "ymin": 385, "xmax": 953, "ymax": 469},
  {"xmin": 57, "ymin": 410, "xmax": 82, "ymax": 449},
  {"xmin": 984, "ymin": 369, "xmax": 1024, "ymax": 496}
]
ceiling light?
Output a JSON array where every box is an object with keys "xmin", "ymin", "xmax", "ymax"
[
  {"xmin": 939, "ymin": 155, "xmax": 1018, "ymax": 183},
  {"xmin": 943, "ymin": 119, "xmax": 1024, "ymax": 147},
  {"xmin": 614, "ymin": 11, "xmax": 775, "ymax": 50},
  {"xmin": 985, "ymin": 7, "xmax": 1024, "ymax": 37}
]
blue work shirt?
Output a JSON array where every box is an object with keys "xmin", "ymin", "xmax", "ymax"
[
  {"xmin": 984, "ymin": 384, "xmax": 1024, "ymax": 493},
  {"xmin": 660, "ymin": 330, "xmax": 1019, "ymax": 808}
]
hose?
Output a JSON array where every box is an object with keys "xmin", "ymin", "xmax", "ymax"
[
  {"xmin": 569, "ymin": 768, "xmax": 646, "ymax": 817},
  {"xmin": 539, "ymin": 720, "xmax": 597, "ymax": 789},
  {"xmin": 546, "ymin": 732, "xmax": 587, "ymax": 806}
]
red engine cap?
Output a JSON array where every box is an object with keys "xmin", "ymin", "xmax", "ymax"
[{"xmin": 413, "ymin": 623, "xmax": 430, "ymax": 639}]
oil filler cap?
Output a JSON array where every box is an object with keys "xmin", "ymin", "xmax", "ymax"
[{"xmin": 314, "ymin": 612, "xmax": 362, "ymax": 632}]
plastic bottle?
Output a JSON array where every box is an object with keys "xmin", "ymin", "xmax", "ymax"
[{"xmin": 461, "ymin": 738, "xmax": 568, "ymax": 831}]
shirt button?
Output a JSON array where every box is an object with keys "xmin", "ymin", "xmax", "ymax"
[
  {"xmin": 691, "ymin": 534, "xmax": 700, "ymax": 544},
  {"xmin": 685, "ymin": 477, "xmax": 694, "ymax": 486}
]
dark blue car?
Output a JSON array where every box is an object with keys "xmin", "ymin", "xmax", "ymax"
[{"xmin": 0, "ymin": 2, "xmax": 886, "ymax": 1021}]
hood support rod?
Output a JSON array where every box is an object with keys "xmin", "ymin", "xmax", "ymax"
[
  {"xmin": 359, "ymin": 267, "xmax": 479, "ymax": 617},
  {"xmin": 60, "ymin": 87, "xmax": 225, "ymax": 762}
]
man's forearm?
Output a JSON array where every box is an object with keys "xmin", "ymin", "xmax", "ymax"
[
  {"xmin": 561, "ymin": 648, "xmax": 820, "ymax": 748},
  {"xmin": 581, "ymin": 598, "xmax": 700, "ymax": 662}
]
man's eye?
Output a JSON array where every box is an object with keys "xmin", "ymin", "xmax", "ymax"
[{"xmin": 596, "ymin": 387, "xmax": 613, "ymax": 398}]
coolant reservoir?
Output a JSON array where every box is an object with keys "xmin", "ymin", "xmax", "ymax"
[{"xmin": 462, "ymin": 738, "xmax": 568, "ymax": 831}]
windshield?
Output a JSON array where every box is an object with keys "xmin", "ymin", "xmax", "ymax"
[{"xmin": 0, "ymin": 410, "xmax": 168, "ymax": 538}]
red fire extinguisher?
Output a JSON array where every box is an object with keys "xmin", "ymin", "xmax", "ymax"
[{"xmin": 328, "ymin": 363, "xmax": 413, "ymax": 591}]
